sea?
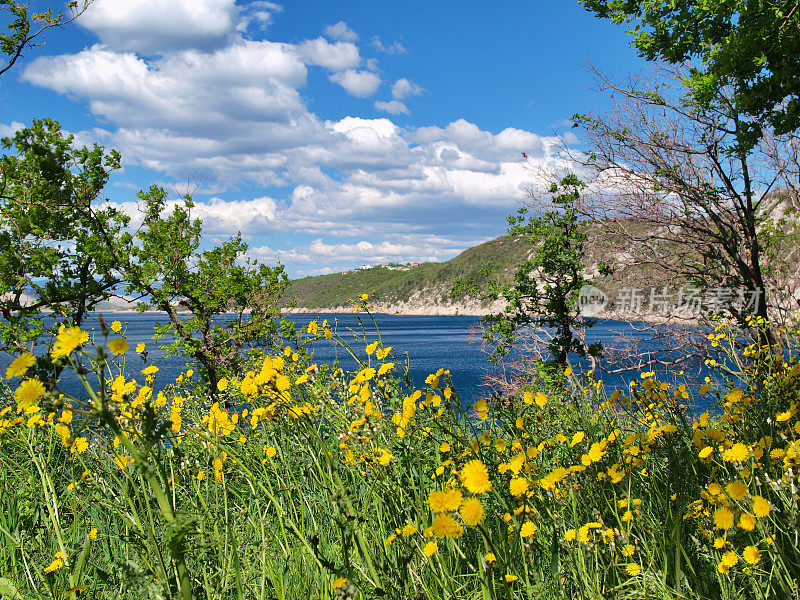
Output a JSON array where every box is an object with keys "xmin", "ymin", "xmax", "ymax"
[{"xmin": 48, "ymin": 312, "xmax": 718, "ymax": 409}]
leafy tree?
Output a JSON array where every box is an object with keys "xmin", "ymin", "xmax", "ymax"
[
  {"xmin": 0, "ymin": 118, "xmax": 129, "ymax": 382},
  {"xmin": 580, "ymin": 0, "xmax": 800, "ymax": 148},
  {"xmin": 460, "ymin": 174, "xmax": 602, "ymax": 371},
  {"xmin": 123, "ymin": 185, "xmax": 289, "ymax": 397},
  {"xmin": 1, "ymin": 0, "xmax": 91, "ymax": 77}
]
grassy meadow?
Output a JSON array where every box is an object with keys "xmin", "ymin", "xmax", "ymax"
[{"xmin": 1, "ymin": 308, "xmax": 799, "ymax": 600}]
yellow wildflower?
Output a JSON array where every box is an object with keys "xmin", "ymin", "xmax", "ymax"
[
  {"xmin": 461, "ymin": 459, "xmax": 492, "ymax": 494},
  {"xmin": 431, "ymin": 513, "xmax": 463, "ymax": 539},
  {"xmin": 743, "ymin": 546, "xmax": 760, "ymax": 565},
  {"xmin": 713, "ymin": 507, "xmax": 735, "ymax": 530},
  {"xmin": 752, "ymin": 495, "xmax": 771, "ymax": 517},
  {"xmin": 459, "ymin": 497, "xmax": 485, "ymax": 526},
  {"xmin": 51, "ymin": 326, "xmax": 89, "ymax": 360},
  {"xmin": 6, "ymin": 352, "xmax": 35, "ymax": 379},
  {"xmin": 108, "ymin": 338, "xmax": 129, "ymax": 356},
  {"xmin": 423, "ymin": 541, "xmax": 438, "ymax": 557}
]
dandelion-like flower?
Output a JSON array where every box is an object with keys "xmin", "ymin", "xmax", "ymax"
[
  {"xmin": 461, "ymin": 459, "xmax": 492, "ymax": 494},
  {"xmin": 14, "ymin": 379, "xmax": 45, "ymax": 412},
  {"xmin": 713, "ymin": 507, "xmax": 735, "ymax": 530},
  {"xmin": 51, "ymin": 326, "xmax": 89, "ymax": 360},
  {"xmin": 431, "ymin": 513, "xmax": 464, "ymax": 538},
  {"xmin": 752, "ymin": 495, "xmax": 771, "ymax": 517},
  {"xmin": 108, "ymin": 338, "xmax": 129, "ymax": 356},
  {"xmin": 6, "ymin": 352, "xmax": 35, "ymax": 379},
  {"xmin": 459, "ymin": 497, "xmax": 485, "ymax": 526}
]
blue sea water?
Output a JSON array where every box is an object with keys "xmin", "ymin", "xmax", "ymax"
[{"xmin": 48, "ymin": 312, "xmax": 714, "ymax": 406}]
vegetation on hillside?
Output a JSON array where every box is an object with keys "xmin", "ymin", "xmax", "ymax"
[{"xmin": 284, "ymin": 235, "xmax": 530, "ymax": 309}]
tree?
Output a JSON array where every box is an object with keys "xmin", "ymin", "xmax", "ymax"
[
  {"xmin": 572, "ymin": 64, "xmax": 800, "ymax": 349},
  {"xmin": 580, "ymin": 0, "xmax": 800, "ymax": 149},
  {"xmin": 464, "ymin": 174, "xmax": 602, "ymax": 374},
  {"xmin": 1, "ymin": 0, "xmax": 91, "ymax": 77},
  {"xmin": 123, "ymin": 185, "xmax": 289, "ymax": 397},
  {"xmin": 0, "ymin": 118, "xmax": 130, "ymax": 382}
]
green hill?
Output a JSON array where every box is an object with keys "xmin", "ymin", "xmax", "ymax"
[{"xmin": 284, "ymin": 235, "xmax": 530, "ymax": 310}]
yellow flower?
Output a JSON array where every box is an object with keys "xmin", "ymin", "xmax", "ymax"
[
  {"xmin": 431, "ymin": 513, "xmax": 464, "ymax": 539},
  {"xmin": 332, "ymin": 577, "xmax": 347, "ymax": 590},
  {"xmin": 265, "ymin": 446, "xmax": 277, "ymax": 458},
  {"xmin": 509, "ymin": 476, "xmax": 529, "ymax": 497},
  {"xmin": 51, "ymin": 326, "xmax": 89, "ymax": 360},
  {"xmin": 428, "ymin": 489, "xmax": 462, "ymax": 513},
  {"xmin": 423, "ymin": 540, "xmax": 438, "ymax": 557},
  {"xmin": 535, "ymin": 391, "xmax": 547, "ymax": 406},
  {"xmin": 71, "ymin": 437, "xmax": 89, "ymax": 455},
  {"xmin": 402, "ymin": 524, "xmax": 418, "ymax": 536},
  {"xmin": 108, "ymin": 337, "xmax": 129, "ymax": 356},
  {"xmin": 365, "ymin": 341, "xmax": 378, "ymax": 354},
  {"xmin": 752, "ymin": 495, "xmax": 771, "ymax": 517},
  {"xmin": 738, "ymin": 513, "xmax": 756, "ymax": 531},
  {"xmin": 439, "ymin": 442, "xmax": 450, "ymax": 453},
  {"xmin": 520, "ymin": 522, "xmax": 537, "ymax": 537},
  {"xmin": 570, "ymin": 431, "xmax": 585, "ymax": 447},
  {"xmin": 142, "ymin": 365, "xmax": 159, "ymax": 376},
  {"xmin": 620, "ymin": 544, "xmax": 635, "ymax": 557},
  {"xmin": 714, "ymin": 537, "xmax": 726, "ymax": 549},
  {"xmin": 110, "ymin": 320, "xmax": 122, "ymax": 333},
  {"xmin": 217, "ymin": 378, "xmax": 228, "ymax": 392},
  {"xmin": 743, "ymin": 546, "xmax": 760, "ymax": 565},
  {"xmin": 504, "ymin": 574, "xmax": 518, "ymax": 583},
  {"xmin": 713, "ymin": 507, "xmax": 735, "ymax": 530},
  {"xmin": 563, "ymin": 529, "xmax": 577, "ymax": 542},
  {"xmin": 721, "ymin": 551, "xmax": 738, "ymax": 568},
  {"xmin": 485, "ymin": 552, "xmax": 497, "ymax": 563},
  {"xmin": 725, "ymin": 481, "xmax": 748, "ymax": 501},
  {"xmin": 89, "ymin": 528, "xmax": 98, "ymax": 541},
  {"xmin": 44, "ymin": 556, "xmax": 64, "ymax": 573},
  {"xmin": 626, "ymin": 563, "xmax": 641, "ymax": 576},
  {"xmin": 722, "ymin": 443, "xmax": 750, "ymax": 463},
  {"xmin": 6, "ymin": 352, "xmax": 35, "ymax": 379},
  {"xmin": 461, "ymin": 459, "xmax": 492, "ymax": 494},
  {"xmin": 14, "ymin": 379, "xmax": 45, "ymax": 411},
  {"xmin": 699, "ymin": 446, "xmax": 713, "ymax": 459},
  {"xmin": 460, "ymin": 497, "xmax": 485, "ymax": 526},
  {"xmin": 136, "ymin": 342, "xmax": 146, "ymax": 353}
]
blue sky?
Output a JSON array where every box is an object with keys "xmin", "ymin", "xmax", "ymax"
[{"xmin": 0, "ymin": 0, "xmax": 642, "ymax": 277}]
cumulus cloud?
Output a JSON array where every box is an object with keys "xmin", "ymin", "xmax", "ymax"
[
  {"xmin": 328, "ymin": 69, "xmax": 381, "ymax": 97},
  {"xmin": 323, "ymin": 21, "xmax": 358, "ymax": 42},
  {"xmin": 391, "ymin": 78, "xmax": 424, "ymax": 100},
  {"xmin": 371, "ymin": 36, "xmax": 407, "ymax": 55},
  {"xmin": 296, "ymin": 37, "xmax": 360, "ymax": 71},
  {"xmin": 22, "ymin": 6, "xmax": 573, "ymax": 273},
  {"xmin": 249, "ymin": 234, "xmax": 470, "ymax": 268},
  {"xmin": 374, "ymin": 100, "xmax": 409, "ymax": 115},
  {"xmin": 77, "ymin": 0, "xmax": 240, "ymax": 53}
]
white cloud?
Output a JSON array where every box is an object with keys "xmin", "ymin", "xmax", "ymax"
[
  {"xmin": 323, "ymin": 21, "xmax": 358, "ymax": 42},
  {"xmin": 391, "ymin": 78, "xmax": 423, "ymax": 100},
  {"xmin": 77, "ymin": 0, "xmax": 239, "ymax": 53},
  {"xmin": 237, "ymin": 1, "xmax": 283, "ymax": 32},
  {"xmin": 296, "ymin": 37, "xmax": 360, "ymax": 71},
  {"xmin": 249, "ymin": 234, "xmax": 469, "ymax": 267},
  {"xmin": 328, "ymin": 69, "xmax": 381, "ymax": 97},
  {"xmin": 371, "ymin": 36, "xmax": 407, "ymax": 55},
  {"xmin": 0, "ymin": 121, "xmax": 25, "ymax": 138},
  {"xmin": 374, "ymin": 100, "xmax": 409, "ymax": 115},
  {"xmin": 21, "ymin": 11, "xmax": 573, "ymax": 273}
]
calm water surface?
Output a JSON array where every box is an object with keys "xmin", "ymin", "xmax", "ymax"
[{"xmin": 51, "ymin": 312, "xmax": 712, "ymax": 407}]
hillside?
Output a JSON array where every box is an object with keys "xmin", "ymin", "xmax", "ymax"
[{"xmin": 284, "ymin": 235, "xmax": 530, "ymax": 314}]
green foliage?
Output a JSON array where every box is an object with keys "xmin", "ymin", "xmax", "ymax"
[
  {"xmin": 0, "ymin": 0, "xmax": 89, "ymax": 77},
  {"xmin": 124, "ymin": 185, "xmax": 290, "ymax": 396},
  {"xmin": 483, "ymin": 175, "xmax": 601, "ymax": 367},
  {"xmin": 580, "ymin": 0, "xmax": 800, "ymax": 148},
  {"xmin": 0, "ymin": 118, "xmax": 129, "ymax": 380}
]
